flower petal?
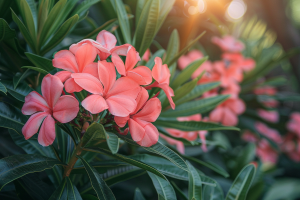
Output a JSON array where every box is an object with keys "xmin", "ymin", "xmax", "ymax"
[
  {"xmin": 111, "ymin": 52, "xmax": 126, "ymax": 76},
  {"xmin": 96, "ymin": 30, "xmax": 117, "ymax": 51},
  {"xmin": 54, "ymin": 71, "xmax": 72, "ymax": 83},
  {"xmin": 158, "ymin": 83, "xmax": 175, "ymax": 110},
  {"xmin": 22, "ymin": 91, "xmax": 50, "ymax": 115},
  {"xmin": 137, "ymin": 123, "xmax": 159, "ymax": 147},
  {"xmin": 115, "ymin": 115, "xmax": 130, "ymax": 127},
  {"xmin": 106, "ymin": 95, "xmax": 137, "ymax": 117},
  {"xmin": 38, "ymin": 115, "xmax": 56, "ymax": 146},
  {"xmin": 53, "ymin": 50, "xmax": 78, "ymax": 73},
  {"xmin": 22, "ymin": 112, "xmax": 49, "ymax": 140},
  {"xmin": 133, "ymin": 98, "xmax": 161, "ymax": 122},
  {"xmin": 64, "ymin": 78, "xmax": 83, "ymax": 93},
  {"xmin": 82, "ymin": 63, "xmax": 98, "ymax": 78},
  {"xmin": 42, "ymin": 74, "xmax": 63, "ymax": 109},
  {"xmin": 129, "ymin": 118, "xmax": 145, "ymax": 142},
  {"xmin": 127, "ymin": 66, "xmax": 152, "ymax": 85},
  {"xmin": 98, "ymin": 60, "xmax": 116, "ymax": 94},
  {"xmin": 53, "ymin": 95, "xmax": 79, "ymax": 123},
  {"xmin": 106, "ymin": 77, "xmax": 140, "ymax": 99},
  {"xmin": 209, "ymin": 107, "xmax": 223, "ymax": 123},
  {"xmin": 75, "ymin": 43, "xmax": 97, "ymax": 72},
  {"xmin": 222, "ymin": 108, "xmax": 238, "ymax": 126},
  {"xmin": 152, "ymin": 57, "xmax": 170, "ymax": 85},
  {"xmin": 132, "ymin": 87, "xmax": 149, "ymax": 114},
  {"xmin": 125, "ymin": 46, "xmax": 139, "ymax": 71},
  {"xmin": 81, "ymin": 94, "xmax": 108, "ymax": 114},
  {"xmin": 72, "ymin": 73, "xmax": 103, "ymax": 95}
]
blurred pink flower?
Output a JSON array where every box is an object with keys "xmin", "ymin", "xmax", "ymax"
[
  {"xmin": 255, "ymin": 122, "xmax": 282, "ymax": 144},
  {"xmin": 222, "ymin": 53, "xmax": 255, "ymax": 72},
  {"xmin": 256, "ymin": 139, "xmax": 278, "ymax": 164},
  {"xmin": 287, "ymin": 112, "xmax": 300, "ymax": 137},
  {"xmin": 211, "ymin": 35, "xmax": 245, "ymax": 52},
  {"xmin": 258, "ymin": 109, "xmax": 279, "ymax": 123},
  {"xmin": 160, "ymin": 134, "xmax": 185, "ymax": 154},
  {"xmin": 242, "ymin": 130, "xmax": 259, "ymax": 143},
  {"xmin": 142, "ymin": 49, "xmax": 151, "ymax": 62}
]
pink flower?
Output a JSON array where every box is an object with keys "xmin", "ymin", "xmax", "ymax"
[
  {"xmin": 115, "ymin": 87, "xmax": 161, "ymax": 147},
  {"xmin": 53, "ymin": 43, "xmax": 98, "ymax": 93},
  {"xmin": 242, "ymin": 130, "xmax": 259, "ymax": 143},
  {"xmin": 213, "ymin": 61, "xmax": 243, "ymax": 88},
  {"xmin": 21, "ymin": 74, "xmax": 79, "ymax": 146},
  {"xmin": 281, "ymin": 133, "xmax": 300, "ymax": 162},
  {"xmin": 72, "ymin": 60, "xmax": 140, "ymax": 116},
  {"xmin": 145, "ymin": 57, "xmax": 175, "ymax": 109},
  {"xmin": 255, "ymin": 122, "xmax": 282, "ymax": 144},
  {"xmin": 287, "ymin": 112, "xmax": 300, "ymax": 137},
  {"xmin": 211, "ymin": 35, "xmax": 245, "ymax": 52},
  {"xmin": 111, "ymin": 45, "xmax": 152, "ymax": 85},
  {"xmin": 258, "ymin": 109, "xmax": 279, "ymax": 123},
  {"xmin": 142, "ymin": 49, "xmax": 151, "ymax": 62},
  {"xmin": 256, "ymin": 139, "xmax": 278, "ymax": 164},
  {"xmin": 178, "ymin": 50, "xmax": 204, "ymax": 70},
  {"xmin": 160, "ymin": 134, "xmax": 185, "ymax": 154},
  {"xmin": 254, "ymin": 86, "xmax": 277, "ymax": 96},
  {"xmin": 209, "ymin": 97, "xmax": 245, "ymax": 126},
  {"xmin": 70, "ymin": 30, "xmax": 117, "ymax": 60},
  {"xmin": 222, "ymin": 53, "xmax": 255, "ymax": 72}
]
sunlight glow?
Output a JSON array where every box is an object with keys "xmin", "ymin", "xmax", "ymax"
[
  {"xmin": 188, "ymin": 0, "xmax": 207, "ymax": 15},
  {"xmin": 226, "ymin": 0, "xmax": 247, "ymax": 20}
]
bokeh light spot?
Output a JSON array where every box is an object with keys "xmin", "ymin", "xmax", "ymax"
[{"xmin": 227, "ymin": 0, "xmax": 247, "ymax": 20}]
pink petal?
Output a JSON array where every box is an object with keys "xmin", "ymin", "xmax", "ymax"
[
  {"xmin": 72, "ymin": 73, "xmax": 103, "ymax": 95},
  {"xmin": 106, "ymin": 77, "xmax": 140, "ymax": 100},
  {"xmin": 106, "ymin": 95, "xmax": 137, "ymax": 117},
  {"xmin": 133, "ymin": 98, "xmax": 161, "ymax": 122},
  {"xmin": 96, "ymin": 30, "xmax": 117, "ymax": 51},
  {"xmin": 199, "ymin": 131, "xmax": 208, "ymax": 152},
  {"xmin": 132, "ymin": 87, "xmax": 149, "ymax": 114},
  {"xmin": 229, "ymin": 98, "xmax": 245, "ymax": 115},
  {"xmin": 54, "ymin": 71, "xmax": 72, "ymax": 83},
  {"xmin": 82, "ymin": 63, "xmax": 98, "ymax": 78},
  {"xmin": 64, "ymin": 78, "xmax": 83, "ymax": 93},
  {"xmin": 142, "ymin": 49, "xmax": 150, "ymax": 62},
  {"xmin": 22, "ymin": 91, "xmax": 50, "ymax": 115},
  {"xmin": 22, "ymin": 112, "xmax": 49, "ymax": 140},
  {"xmin": 98, "ymin": 60, "xmax": 116, "ymax": 94},
  {"xmin": 152, "ymin": 57, "xmax": 170, "ymax": 85},
  {"xmin": 114, "ymin": 115, "xmax": 130, "ymax": 127},
  {"xmin": 127, "ymin": 66, "xmax": 152, "ymax": 85},
  {"xmin": 75, "ymin": 43, "xmax": 97, "ymax": 72},
  {"xmin": 222, "ymin": 108, "xmax": 238, "ymax": 126},
  {"xmin": 137, "ymin": 123, "xmax": 159, "ymax": 147},
  {"xmin": 178, "ymin": 56, "xmax": 191, "ymax": 70},
  {"xmin": 110, "ymin": 44, "xmax": 140, "ymax": 59},
  {"xmin": 129, "ymin": 118, "xmax": 145, "ymax": 142},
  {"xmin": 158, "ymin": 83, "xmax": 175, "ymax": 110},
  {"xmin": 209, "ymin": 107, "xmax": 223, "ymax": 123},
  {"xmin": 38, "ymin": 115, "xmax": 56, "ymax": 146},
  {"xmin": 53, "ymin": 95, "xmax": 79, "ymax": 123},
  {"xmin": 81, "ymin": 94, "xmax": 108, "ymax": 114},
  {"xmin": 111, "ymin": 52, "xmax": 126, "ymax": 76},
  {"xmin": 53, "ymin": 50, "xmax": 79, "ymax": 73},
  {"xmin": 41, "ymin": 74, "xmax": 63, "ymax": 109},
  {"xmin": 125, "ymin": 46, "xmax": 139, "ymax": 71}
]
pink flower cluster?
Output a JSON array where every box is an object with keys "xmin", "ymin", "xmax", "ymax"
[{"xmin": 22, "ymin": 31, "xmax": 175, "ymax": 147}]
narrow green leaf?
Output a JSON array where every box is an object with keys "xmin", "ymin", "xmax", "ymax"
[
  {"xmin": 263, "ymin": 179, "xmax": 300, "ymax": 200},
  {"xmin": 83, "ymin": 147, "xmax": 167, "ymax": 180},
  {"xmin": 187, "ymin": 161, "xmax": 202, "ymax": 200},
  {"xmin": 22, "ymin": 66, "xmax": 49, "ymax": 74},
  {"xmin": 105, "ymin": 168, "xmax": 146, "ymax": 186},
  {"xmin": 13, "ymin": 69, "xmax": 31, "ymax": 89},
  {"xmin": 41, "ymin": 14, "xmax": 79, "ymax": 55},
  {"xmin": 202, "ymin": 183, "xmax": 224, "ymax": 200},
  {"xmin": 166, "ymin": 32, "xmax": 206, "ymax": 66},
  {"xmin": 135, "ymin": 0, "xmax": 148, "ymax": 27},
  {"xmin": 172, "ymin": 78, "xmax": 199, "ymax": 104},
  {"xmin": 0, "ymin": 19, "xmax": 16, "ymax": 41},
  {"xmin": 134, "ymin": 188, "xmax": 147, "ymax": 200},
  {"xmin": 160, "ymin": 95, "xmax": 229, "ymax": 117},
  {"xmin": 66, "ymin": 177, "xmax": 83, "ymax": 200},
  {"xmin": 156, "ymin": 0, "xmax": 175, "ymax": 32},
  {"xmin": 164, "ymin": 29, "xmax": 180, "ymax": 65},
  {"xmin": 225, "ymin": 164, "xmax": 256, "ymax": 200},
  {"xmin": 0, "ymin": 82, "xmax": 7, "ymax": 94},
  {"xmin": 77, "ymin": 156, "xmax": 116, "ymax": 200},
  {"xmin": 49, "ymin": 178, "xmax": 68, "ymax": 200},
  {"xmin": 0, "ymin": 154, "xmax": 66, "ymax": 190},
  {"xmin": 82, "ymin": 122, "xmax": 106, "ymax": 147},
  {"xmin": 83, "ymin": 18, "xmax": 118, "ymax": 39},
  {"xmin": 25, "ymin": 52, "xmax": 55, "ymax": 72},
  {"xmin": 154, "ymin": 119, "xmax": 239, "ymax": 132},
  {"xmin": 1, "ymin": 80, "xmax": 33, "ymax": 102},
  {"xmin": 148, "ymin": 172, "xmax": 176, "ymax": 200},
  {"xmin": 15, "ymin": 0, "xmax": 36, "ymax": 39},
  {"xmin": 145, "ymin": 49, "xmax": 165, "ymax": 70},
  {"xmin": 71, "ymin": 0, "xmax": 100, "ymax": 17},
  {"xmin": 171, "ymin": 181, "xmax": 188, "ymax": 200},
  {"xmin": 105, "ymin": 131, "xmax": 120, "ymax": 154},
  {"xmin": 171, "ymin": 57, "xmax": 208, "ymax": 89}
]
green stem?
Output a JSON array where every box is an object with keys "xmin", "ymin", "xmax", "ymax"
[{"xmin": 63, "ymin": 140, "xmax": 83, "ymax": 177}]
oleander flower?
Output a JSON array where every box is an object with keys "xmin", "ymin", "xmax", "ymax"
[
  {"xmin": 258, "ymin": 109, "xmax": 279, "ymax": 123},
  {"xmin": 255, "ymin": 122, "xmax": 282, "ymax": 144},
  {"xmin": 22, "ymin": 74, "xmax": 79, "ymax": 146},
  {"xmin": 212, "ymin": 35, "xmax": 245, "ymax": 52}
]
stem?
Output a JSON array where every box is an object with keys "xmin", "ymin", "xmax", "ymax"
[{"xmin": 63, "ymin": 141, "xmax": 83, "ymax": 177}]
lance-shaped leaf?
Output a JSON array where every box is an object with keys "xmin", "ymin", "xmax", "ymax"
[
  {"xmin": 105, "ymin": 131, "xmax": 119, "ymax": 154},
  {"xmin": 25, "ymin": 52, "xmax": 55, "ymax": 72},
  {"xmin": 164, "ymin": 29, "xmax": 180, "ymax": 65},
  {"xmin": 15, "ymin": 0, "xmax": 36, "ymax": 39},
  {"xmin": 225, "ymin": 164, "xmax": 256, "ymax": 200},
  {"xmin": 1, "ymin": 80, "xmax": 33, "ymax": 102},
  {"xmin": 0, "ymin": 19, "xmax": 16, "ymax": 41},
  {"xmin": 147, "ymin": 172, "xmax": 176, "ymax": 200},
  {"xmin": 82, "ymin": 122, "xmax": 106, "ymax": 147},
  {"xmin": 0, "ymin": 82, "xmax": 7, "ymax": 94},
  {"xmin": 83, "ymin": 18, "xmax": 117, "ymax": 39},
  {"xmin": 77, "ymin": 156, "xmax": 116, "ymax": 200},
  {"xmin": 83, "ymin": 147, "xmax": 167, "ymax": 180},
  {"xmin": 71, "ymin": 0, "xmax": 100, "ymax": 18},
  {"xmin": 154, "ymin": 119, "xmax": 240, "ymax": 132},
  {"xmin": 156, "ymin": 0, "xmax": 175, "ymax": 32},
  {"xmin": 202, "ymin": 182, "xmax": 224, "ymax": 200},
  {"xmin": 13, "ymin": 69, "xmax": 32, "ymax": 89},
  {"xmin": 22, "ymin": 66, "xmax": 48, "ymax": 74},
  {"xmin": 0, "ymin": 154, "xmax": 66, "ymax": 190},
  {"xmin": 171, "ymin": 182, "xmax": 188, "ymax": 200},
  {"xmin": 135, "ymin": 0, "xmax": 147, "ymax": 27},
  {"xmin": 187, "ymin": 161, "xmax": 202, "ymax": 200},
  {"xmin": 49, "ymin": 178, "xmax": 68, "ymax": 200},
  {"xmin": 134, "ymin": 188, "xmax": 147, "ymax": 200},
  {"xmin": 66, "ymin": 177, "xmax": 83, "ymax": 200}
]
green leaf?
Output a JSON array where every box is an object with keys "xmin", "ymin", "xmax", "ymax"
[
  {"xmin": 1, "ymin": 80, "xmax": 33, "ymax": 102},
  {"xmin": 11, "ymin": 9, "xmax": 35, "ymax": 51},
  {"xmin": 145, "ymin": 49, "xmax": 165, "ymax": 70},
  {"xmin": 134, "ymin": 0, "xmax": 160, "ymax": 56},
  {"xmin": 202, "ymin": 182, "xmax": 224, "ymax": 200},
  {"xmin": 134, "ymin": 188, "xmax": 146, "ymax": 200},
  {"xmin": 117, "ymin": 134, "xmax": 188, "ymax": 171},
  {"xmin": 164, "ymin": 29, "xmax": 180, "ymax": 65},
  {"xmin": 176, "ymin": 82, "xmax": 220, "ymax": 105},
  {"xmin": 154, "ymin": 119, "xmax": 239, "ymax": 132},
  {"xmin": 263, "ymin": 179, "xmax": 300, "ymax": 200},
  {"xmin": 0, "ymin": 19, "xmax": 16, "ymax": 41},
  {"xmin": 135, "ymin": 0, "xmax": 148, "ymax": 28},
  {"xmin": 22, "ymin": 66, "xmax": 49, "ymax": 74},
  {"xmin": 41, "ymin": 14, "xmax": 79, "ymax": 55},
  {"xmin": 13, "ymin": 69, "xmax": 31, "ymax": 89},
  {"xmin": 77, "ymin": 156, "xmax": 116, "ymax": 200},
  {"xmin": 171, "ymin": 57, "xmax": 208, "ymax": 89},
  {"xmin": 225, "ymin": 164, "xmax": 256, "ymax": 200},
  {"xmin": 83, "ymin": 147, "xmax": 167, "ymax": 180},
  {"xmin": 148, "ymin": 172, "xmax": 176, "ymax": 200},
  {"xmin": 82, "ymin": 122, "xmax": 106, "ymax": 147},
  {"xmin": 0, "ymin": 154, "xmax": 66, "ymax": 190},
  {"xmin": 104, "ymin": 168, "xmax": 146, "ymax": 186},
  {"xmin": 81, "ymin": 194, "xmax": 98, "ymax": 200},
  {"xmin": 83, "ymin": 18, "xmax": 118, "ymax": 39},
  {"xmin": 156, "ymin": 0, "xmax": 175, "ymax": 32},
  {"xmin": 71, "ymin": 0, "xmax": 100, "ymax": 17},
  {"xmin": 112, "ymin": 0, "xmax": 131, "ymax": 44},
  {"xmin": 49, "ymin": 178, "xmax": 68, "ymax": 200},
  {"xmin": 233, "ymin": 143, "xmax": 256, "ymax": 175},
  {"xmin": 160, "ymin": 95, "xmax": 229, "ymax": 117},
  {"xmin": 187, "ymin": 161, "xmax": 202, "ymax": 200},
  {"xmin": 25, "ymin": 52, "xmax": 55, "ymax": 72},
  {"xmin": 0, "ymin": 82, "xmax": 7, "ymax": 94},
  {"xmin": 166, "ymin": 32, "xmax": 206, "ymax": 66},
  {"xmin": 15, "ymin": 0, "xmax": 36, "ymax": 39},
  {"xmin": 172, "ymin": 77, "xmax": 199, "ymax": 104},
  {"xmin": 105, "ymin": 131, "xmax": 120, "ymax": 154},
  {"xmin": 66, "ymin": 177, "xmax": 83, "ymax": 200},
  {"xmin": 171, "ymin": 181, "xmax": 188, "ymax": 200}
]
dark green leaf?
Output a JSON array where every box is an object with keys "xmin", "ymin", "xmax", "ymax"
[
  {"xmin": 135, "ymin": 0, "xmax": 147, "ymax": 27},
  {"xmin": 21, "ymin": 66, "xmax": 49, "ymax": 74},
  {"xmin": 71, "ymin": 0, "xmax": 100, "ymax": 17},
  {"xmin": 83, "ymin": 18, "xmax": 118, "ymax": 39},
  {"xmin": 0, "ymin": 81, "xmax": 7, "ymax": 94},
  {"xmin": 172, "ymin": 78, "xmax": 200, "ymax": 104},
  {"xmin": 104, "ymin": 168, "xmax": 145, "ymax": 186},
  {"xmin": 225, "ymin": 164, "xmax": 256, "ymax": 200},
  {"xmin": 202, "ymin": 183, "xmax": 224, "ymax": 200},
  {"xmin": 66, "ymin": 177, "xmax": 83, "ymax": 200},
  {"xmin": 77, "ymin": 156, "xmax": 116, "ymax": 200},
  {"xmin": 82, "ymin": 122, "xmax": 106, "ymax": 147},
  {"xmin": 49, "ymin": 178, "xmax": 68, "ymax": 200},
  {"xmin": 187, "ymin": 161, "xmax": 202, "ymax": 200},
  {"xmin": 0, "ymin": 154, "xmax": 66, "ymax": 190},
  {"xmin": 134, "ymin": 188, "xmax": 146, "ymax": 200},
  {"xmin": 15, "ymin": 0, "xmax": 36, "ymax": 39},
  {"xmin": 13, "ymin": 69, "xmax": 31, "ymax": 89},
  {"xmin": 263, "ymin": 179, "xmax": 300, "ymax": 200},
  {"xmin": 1, "ymin": 80, "xmax": 33, "ymax": 102},
  {"xmin": 0, "ymin": 19, "xmax": 16, "ymax": 41},
  {"xmin": 81, "ymin": 194, "xmax": 98, "ymax": 200},
  {"xmin": 156, "ymin": 0, "xmax": 175, "ymax": 32},
  {"xmin": 148, "ymin": 172, "xmax": 176, "ymax": 200},
  {"xmin": 105, "ymin": 131, "xmax": 120, "ymax": 154},
  {"xmin": 25, "ymin": 52, "xmax": 55, "ymax": 72},
  {"xmin": 171, "ymin": 181, "xmax": 188, "ymax": 200},
  {"xmin": 164, "ymin": 29, "xmax": 180, "ymax": 65}
]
